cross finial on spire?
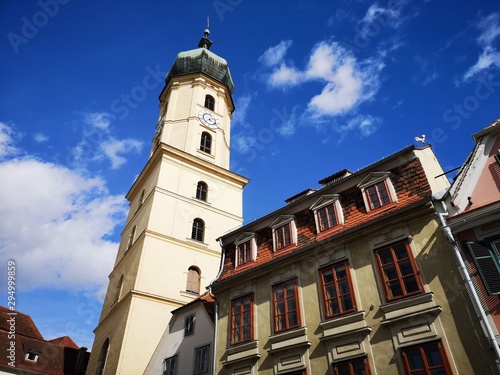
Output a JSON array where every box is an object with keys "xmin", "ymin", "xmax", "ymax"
[{"xmin": 198, "ymin": 17, "xmax": 213, "ymax": 49}]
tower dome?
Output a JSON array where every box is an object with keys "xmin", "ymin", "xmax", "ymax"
[{"xmin": 165, "ymin": 28, "xmax": 234, "ymax": 93}]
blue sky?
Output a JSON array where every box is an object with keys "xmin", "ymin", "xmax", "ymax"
[{"xmin": 1, "ymin": 0, "xmax": 499, "ymax": 349}]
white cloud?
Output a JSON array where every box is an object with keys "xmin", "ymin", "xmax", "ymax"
[
  {"xmin": 269, "ymin": 63, "xmax": 303, "ymax": 88},
  {"xmin": 359, "ymin": 0, "xmax": 409, "ymax": 39},
  {"xmin": 258, "ymin": 40, "xmax": 293, "ymax": 67},
  {"xmin": 233, "ymin": 134, "xmax": 256, "ymax": 154},
  {"xmin": 337, "ymin": 115, "xmax": 381, "ymax": 140},
  {"xmin": 85, "ymin": 112, "xmax": 113, "ymax": 130},
  {"xmin": 71, "ymin": 112, "xmax": 144, "ymax": 169},
  {"xmin": 232, "ymin": 94, "xmax": 254, "ymax": 128},
  {"xmin": 363, "ymin": 3, "xmax": 403, "ymax": 27},
  {"xmin": 34, "ymin": 133, "xmax": 49, "ymax": 143},
  {"xmin": 279, "ymin": 41, "xmax": 383, "ymax": 117},
  {"xmin": 0, "ymin": 122, "xmax": 19, "ymax": 158},
  {"xmin": 100, "ymin": 138, "xmax": 143, "ymax": 169},
  {"xmin": 464, "ymin": 13, "xmax": 500, "ymax": 80},
  {"xmin": 260, "ymin": 40, "xmax": 384, "ymax": 136},
  {"xmin": 0, "ymin": 123, "xmax": 127, "ymax": 298}
]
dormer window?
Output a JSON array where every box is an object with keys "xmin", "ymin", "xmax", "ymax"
[
  {"xmin": 25, "ymin": 350, "xmax": 40, "ymax": 362},
  {"xmin": 235, "ymin": 233, "xmax": 257, "ymax": 267},
  {"xmin": 310, "ymin": 195, "xmax": 344, "ymax": 233},
  {"xmin": 271, "ymin": 216, "xmax": 297, "ymax": 251},
  {"xmin": 204, "ymin": 95, "xmax": 215, "ymax": 110},
  {"xmin": 358, "ymin": 172, "xmax": 397, "ymax": 212}
]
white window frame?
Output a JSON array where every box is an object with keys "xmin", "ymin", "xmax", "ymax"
[
  {"xmin": 25, "ymin": 350, "xmax": 39, "ymax": 362},
  {"xmin": 270, "ymin": 215, "xmax": 297, "ymax": 252},
  {"xmin": 310, "ymin": 194, "xmax": 344, "ymax": 233},
  {"xmin": 234, "ymin": 232, "xmax": 257, "ymax": 268},
  {"xmin": 357, "ymin": 172, "xmax": 397, "ymax": 213}
]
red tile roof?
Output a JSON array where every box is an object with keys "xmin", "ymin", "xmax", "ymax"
[
  {"xmin": 0, "ymin": 306, "xmax": 89, "ymax": 374},
  {"xmin": 49, "ymin": 336, "xmax": 79, "ymax": 350},
  {"xmin": 216, "ymin": 157, "xmax": 432, "ymax": 283},
  {"xmin": 0, "ymin": 305, "xmax": 43, "ymax": 340}
]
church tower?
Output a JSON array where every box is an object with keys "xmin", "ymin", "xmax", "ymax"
[{"xmin": 86, "ymin": 27, "xmax": 248, "ymax": 375}]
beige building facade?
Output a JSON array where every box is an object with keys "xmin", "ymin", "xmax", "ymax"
[
  {"xmin": 86, "ymin": 29, "xmax": 248, "ymax": 375},
  {"xmin": 211, "ymin": 146, "xmax": 498, "ymax": 374}
]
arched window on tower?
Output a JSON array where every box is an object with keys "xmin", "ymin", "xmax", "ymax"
[
  {"xmin": 126, "ymin": 226, "xmax": 137, "ymax": 250},
  {"xmin": 204, "ymin": 95, "xmax": 215, "ymax": 110},
  {"xmin": 200, "ymin": 132, "xmax": 212, "ymax": 154},
  {"xmin": 196, "ymin": 181, "xmax": 208, "ymax": 201},
  {"xmin": 186, "ymin": 266, "xmax": 201, "ymax": 294},
  {"xmin": 191, "ymin": 218, "xmax": 205, "ymax": 242},
  {"xmin": 137, "ymin": 189, "xmax": 145, "ymax": 212},
  {"xmin": 96, "ymin": 338, "xmax": 109, "ymax": 375},
  {"xmin": 113, "ymin": 275, "xmax": 124, "ymax": 304}
]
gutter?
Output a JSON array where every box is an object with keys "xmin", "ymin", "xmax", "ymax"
[{"xmin": 435, "ymin": 200, "xmax": 500, "ymax": 371}]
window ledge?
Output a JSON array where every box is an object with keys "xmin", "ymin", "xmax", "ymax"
[
  {"xmin": 180, "ymin": 291, "xmax": 200, "ymax": 299},
  {"xmin": 192, "ymin": 197, "xmax": 212, "ymax": 206},
  {"xmin": 380, "ymin": 293, "xmax": 440, "ymax": 324},
  {"xmin": 320, "ymin": 311, "xmax": 371, "ymax": 342},
  {"xmin": 367, "ymin": 201, "xmax": 398, "ymax": 215},
  {"xmin": 320, "ymin": 311, "xmax": 365, "ymax": 330},
  {"xmin": 274, "ymin": 244, "xmax": 298, "ymax": 253},
  {"xmin": 223, "ymin": 340, "xmax": 260, "ymax": 366},
  {"xmin": 380, "ymin": 292, "xmax": 433, "ymax": 314},
  {"xmin": 268, "ymin": 327, "xmax": 310, "ymax": 353},
  {"xmin": 196, "ymin": 149, "xmax": 215, "ymax": 159},
  {"xmin": 186, "ymin": 238, "xmax": 208, "ymax": 248},
  {"xmin": 316, "ymin": 225, "xmax": 344, "ymax": 240},
  {"xmin": 381, "ymin": 306, "xmax": 442, "ymax": 326}
]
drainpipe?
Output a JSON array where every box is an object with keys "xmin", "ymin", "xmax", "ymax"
[
  {"xmin": 436, "ymin": 202, "xmax": 500, "ymax": 369},
  {"xmin": 207, "ymin": 238, "xmax": 225, "ymax": 375}
]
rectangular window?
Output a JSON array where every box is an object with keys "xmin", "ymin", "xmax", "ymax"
[
  {"xmin": 320, "ymin": 261, "xmax": 356, "ymax": 318},
  {"xmin": 275, "ymin": 223, "xmax": 292, "ymax": 250},
  {"xmin": 401, "ymin": 341, "xmax": 452, "ymax": 375},
  {"xmin": 185, "ymin": 315, "xmax": 195, "ymax": 336},
  {"xmin": 163, "ymin": 356, "xmax": 177, "ymax": 375},
  {"xmin": 194, "ymin": 345, "xmax": 209, "ymax": 374},
  {"xmin": 273, "ymin": 279, "xmax": 300, "ymax": 333},
  {"xmin": 317, "ymin": 204, "xmax": 338, "ymax": 231},
  {"xmin": 375, "ymin": 241, "xmax": 422, "ymax": 301},
  {"xmin": 333, "ymin": 356, "xmax": 371, "ymax": 375},
  {"xmin": 238, "ymin": 240, "xmax": 252, "ymax": 265},
  {"xmin": 230, "ymin": 294, "xmax": 253, "ymax": 345},
  {"xmin": 366, "ymin": 181, "xmax": 391, "ymax": 209}
]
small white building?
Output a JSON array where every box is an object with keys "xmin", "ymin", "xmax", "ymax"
[{"xmin": 144, "ymin": 292, "xmax": 215, "ymax": 375}]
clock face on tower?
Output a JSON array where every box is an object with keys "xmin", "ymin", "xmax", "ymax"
[{"xmin": 198, "ymin": 110, "xmax": 220, "ymax": 129}]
